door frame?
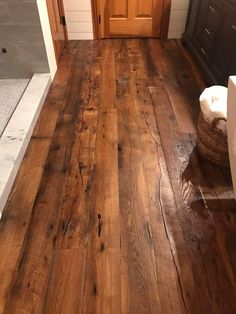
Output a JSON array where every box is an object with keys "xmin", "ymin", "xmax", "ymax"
[
  {"xmin": 46, "ymin": 0, "xmax": 68, "ymax": 64},
  {"xmin": 58, "ymin": 0, "xmax": 68, "ymax": 41},
  {"xmin": 91, "ymin": 0, "xmax": 171, "ymax": 41}
]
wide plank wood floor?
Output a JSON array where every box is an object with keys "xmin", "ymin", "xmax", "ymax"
[{"xmin": 0, "ymin": 39, "xmax": 236, "ymax": 314}]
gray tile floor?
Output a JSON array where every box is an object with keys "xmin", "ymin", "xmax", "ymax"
[{"xmin": 0, "ymin": 79, "xmax": 29, "ymax": 136}]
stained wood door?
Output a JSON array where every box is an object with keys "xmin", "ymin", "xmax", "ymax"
[
  {"xmin": 46, "ymin": 0, "xmax": 67, "ymax": 63},
  {"xmin": 98, "ymin": 0, "xmax": 164, "ymax": 38}
]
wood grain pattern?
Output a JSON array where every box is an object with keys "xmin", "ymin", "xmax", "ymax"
[
  {"xmin": 0, "ymin": 39, "xmax": 236, "ymax": 314},
  {"xmin": 98, "ymin": 0, "xmax": 163, "ymax": 37},
  {"xmin": 0, "ymin": 42, "xmax": 77, "ymax": 313}
]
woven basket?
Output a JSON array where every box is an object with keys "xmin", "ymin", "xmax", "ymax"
[{"xmin": 197, "ymin": 112, "xmax": 229, "ymax": 167}]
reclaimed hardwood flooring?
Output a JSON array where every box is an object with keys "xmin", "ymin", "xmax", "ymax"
[{"xmin": 0, "ymin": 39, "xmax": 236, "ymax": 314}]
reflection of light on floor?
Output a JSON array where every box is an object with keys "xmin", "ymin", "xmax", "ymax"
[
  {"xmin": 183, "ymin": 176, "xmax": 233, "ymax": 210},
  {"xmin": 198, "ymin": 186, "xmax": 209, "ymax": 210}
]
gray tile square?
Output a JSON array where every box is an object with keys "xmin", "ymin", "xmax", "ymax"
[
  {"xmin": 0, "ymin": 25, "xmax": 44, "ymax": 44},
  {"xmin": 0, "ymin": 44, "xmax": 20, "ymax": 62},
  {"xmin": 7, "ymin": 2, "xmax": 40, "ymax": 24},
  {"xmin": 18, "ymin": 44, "xmax": 47, "ymax": 63},
  {"xmin": 0, "ymin": 62, "xmax": 49, "ymax": 79},
  {"xmin": 0, "ymin": 3, "xmax": 10, "ymax": 23}
]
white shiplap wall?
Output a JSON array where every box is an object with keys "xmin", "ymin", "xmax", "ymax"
[
  {"xmin": 168, "ymin": 0, "xmax": 190, "ymax": 38},
  {"xmin": 63, "ymin": 0, "xmax": 94, "ymax": 40},
  {"xmin": 63, "ymin": 0, "xmax": 189, "ymax": 40}
]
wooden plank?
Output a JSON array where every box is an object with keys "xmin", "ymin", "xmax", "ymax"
[
  {"xmin": 2, "ymin": 41, "xmax": 93, "ymax": 313},
  {"xmin": 176, "ymin": 39, "xmax": 206, "ymax": 92},
  {"xmin": 148, "ymin": 39, "xmax": 197, "ymax": 134},
  {"xmin": 150, "ymin": 82, "xmax": 236, "ymax": 313},
  {"xmin": 54, "ymin": 41, "xmax": 102, "ymax": 250},
  {"xmin": 43, "ymin": 249, "xmax": 87, "ymax": 314},
  {"xmin": 0, "ymin": 42, "xmax": 77, "ymax": 313},
  {"xmin": 81, "ymin": 40, "xmax": 121, "ymax": 314},
  {"xmin": 1, "ymin": 38, "xmax": 236, "ymax": 313},
  {"xmin": 125, "ymin": 40, "xmax": 192, "ymax": 313},
  {"xmin": 116, "ymin": 74, "xmax": 163, "ymax": 314},
  {"xmin": 43, "ymin": 42, "xmax": 102, "ymax": 313},
  {"xmin": 135, "ymin": 79, "xmax": 189, "ymax": 314},
  {"xmin": 82, "ymin": 109, "xmax": 121, "ymax": 314},
  {"xmin": 115, "ymin": 39, "xmax": 186, "ymax": 313},
  {"xmin": 161, "ymin": 40, "xmax": 201, "ymax": 122}
]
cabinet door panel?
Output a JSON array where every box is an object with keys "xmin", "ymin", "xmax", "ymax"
[
  {"xmin": 229, "ymin": 57, "xmax": 236, "ymax": 76},
  {"xmin": 212, "ymin": 5, "xmax": 236, "ymax": 80},
  {"xmin": 184, "ymin": 0, "xmax": 236, "ymax": 84},
  {"xmin": 193, "ymin": 0, "xmax": 210, "ymax": 46}
]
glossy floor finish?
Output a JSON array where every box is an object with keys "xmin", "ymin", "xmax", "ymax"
[{"xmin": 0, "ymin": 39, "xmax": 236, "ymax": 314}]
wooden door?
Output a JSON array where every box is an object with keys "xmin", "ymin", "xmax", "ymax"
[
  {"xmin": 46, "ymin": 0, "xmax": 67, "ymax": 63},
  {"xmin": 98, "ymin": 0, "xmax": 164, "ymax": 38}
]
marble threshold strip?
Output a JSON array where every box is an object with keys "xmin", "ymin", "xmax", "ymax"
[{"xmin": 0, "ymin": 73, "xmax": 51, "ymax": 217}]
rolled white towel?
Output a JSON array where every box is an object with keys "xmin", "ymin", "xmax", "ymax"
[{"xmin": 199, "ymin": 85, "xmax": 228, "ymax": 132}]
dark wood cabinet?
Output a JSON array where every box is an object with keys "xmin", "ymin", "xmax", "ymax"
[
  {"xmin": 183, "ymin": 0, "xmax": 236, "ymax": 85},
  {"xmin": 194, "ymin": 0, "xmax": 210, "ymax": 48}
]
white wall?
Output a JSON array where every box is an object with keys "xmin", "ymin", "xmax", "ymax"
[
  {"xmin": 63, "ymin": 0, "xmax": 94, "ymax": 40},
  {"xmin": 36, "ymin": 0, "xmax": 57, "ymax": 79},
  {"xmin": 168, "ymin": 0, "xmax": 190, "ymax": 39}
]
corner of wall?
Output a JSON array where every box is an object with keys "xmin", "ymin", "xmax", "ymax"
[{"xmin": 36, "ymin": 0, "xmax": 57, "ymax": 80}]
